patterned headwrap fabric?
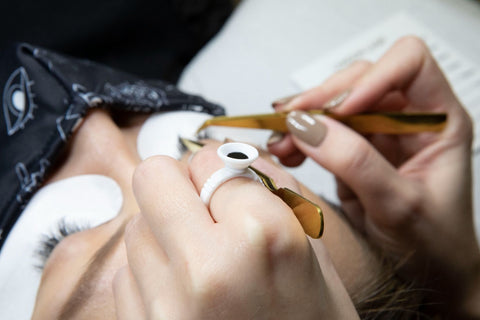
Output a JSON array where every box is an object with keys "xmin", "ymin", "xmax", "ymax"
[{"xmin": 0, "ymin": 43, "xmax": 225, "ymax": 250}]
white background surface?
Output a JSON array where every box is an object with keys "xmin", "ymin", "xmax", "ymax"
[{"xmin": 178, "ymin": 0, "xmax": 480, "ymax": 242}]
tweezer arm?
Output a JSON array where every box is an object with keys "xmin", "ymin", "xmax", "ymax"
[
  {"xmin": 196, "ymin": 111, "xmax": 447, "ymax": 134},
  {"xmin": 249, "ymin": 166, "xmax": 324, "ymax": 238}
]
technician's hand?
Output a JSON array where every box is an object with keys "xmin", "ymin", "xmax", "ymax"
[
  {"xmin": 268, "ymin": 36, "xmax": 480, "ymax": 315},
  {"xmin": 112, "ymin": 145, "xmax": 359, "ymax": 320}
]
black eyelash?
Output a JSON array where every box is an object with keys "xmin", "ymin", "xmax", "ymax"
[
  {"xmin": 177, "ymin": 136, "xmax": 188, "ymax": 155},
  {"xmin": 177, "ymin": 131, "xmax": 211, "ymax": 155},
  {"xmin": 34, "ymin": 219, "xmax": 90, "ymax": 271},
  {"xmin": 195, "ymin": 129, "xmax": 210, "ymax": 141}
]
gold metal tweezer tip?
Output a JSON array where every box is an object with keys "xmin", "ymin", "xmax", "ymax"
[{"xmin": 249, "ymin": 167, "xmax": 323, "ymax": 238}]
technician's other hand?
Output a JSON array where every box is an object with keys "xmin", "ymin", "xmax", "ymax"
[{"xmin": 113, "ymin": 145, "xmax": 359, "ymax": 319}]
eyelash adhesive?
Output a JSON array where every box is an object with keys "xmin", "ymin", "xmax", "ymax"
[
  {"xmin": 200, "ymin": 143, "xmax": 260, "ymax": 205},
  {"xmin": 217, "ymin": 142, "xmax": 259, "ymax": 170}
]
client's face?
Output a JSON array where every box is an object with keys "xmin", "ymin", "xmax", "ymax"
[{"xmin": 31, "ymin": 109, "xmax": 382, "ymax": 319}]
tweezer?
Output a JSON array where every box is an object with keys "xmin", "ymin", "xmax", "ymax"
[
  {"xmin": 196, "ymin": 111, "xmax": 447, "ymax": 134},
  {"xmin": 180, "ymin": 138, "xmax": 324, "ymax": 239}
]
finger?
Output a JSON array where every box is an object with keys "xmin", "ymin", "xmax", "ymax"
[
  {"xmin": 369, "ymin": 90, "xmax": 408, "ymax": 112},
  {"xmin": 123, "ymin": 214, "xmax": 178, "ymax": 307},
  {"xmin": 270, "ymin": 91, "xmax": 407, "ymax": 167},
  {"xmin": 113, "ymin": 266, "xmax": 146, "ymax": 320},
  {"xmin": 269, "ymin": 60, "xmax": 372, "ymax": 164},
  {"xmin": 189, "ymin": 143, "xmax": 304, "ymax": 236},
  {"xmin": 267, "ymin": 134, "xmax": 306, "ymax": 167},
  {"xmin": 334, "ymin": 36, "xmax": 473, "ymax": 157},
  {"xmin": 280, "ymin": 60, "xmax": 373, "ymax": 112},
  {"xmin": 338, "ymin": 37, "xmax": 468, "ymax": 127},
  {"xmin": 287, "ymin": 111, "xmax": 418, "ymax": 227},
  {"xmin": 124, "ymin": 215, "xmax": 189, "ymax": 319},
  {"xmin": 278, "ymin": 152, "xmax": 307, "ymax": 167},
  {"xmin": 132, "ymin": 156, "xmax": 214, "ymax": 255}
]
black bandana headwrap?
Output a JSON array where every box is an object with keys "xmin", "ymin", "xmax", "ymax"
[{"xmin": 0, "ymin": 43, "xmax": 225, "ymax": 250}]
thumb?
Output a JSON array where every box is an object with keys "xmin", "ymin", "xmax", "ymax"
[{"xmin": 286, "ymin": 111, "xmax": 416, "ymax": 227}]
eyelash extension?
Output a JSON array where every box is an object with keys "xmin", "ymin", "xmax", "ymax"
[
  {"xmin": 177, "ymin": 131, "xmax": 212, "ymax": 156},
  {"xmin": 34, "ymin": 218, "xmax": 91, "ymax": 271},
  {"xmin": 177, "ymin": 136, "xmax": 189, "ymax": 155},
  {"xmin": 195, "ymin": 128, "xmax": 211, "ymax": 141}
]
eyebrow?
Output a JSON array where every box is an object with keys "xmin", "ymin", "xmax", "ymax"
[{"xmin": 58, "ymin": 222, "xmax": 127, "ymax": 319}]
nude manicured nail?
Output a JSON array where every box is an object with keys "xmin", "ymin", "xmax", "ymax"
[
  {"xmin": 287, "ymin": 111, "xmax": 326, "ymax": 146},
  {"xmin": 271, "ymin": 93, "xmax": 300, "ymax": 109},
  {"xmin": 267, "ymin": 131, "xmax": 285, "ymax": 145},
  {"xmin": 323, "ymin": 89, "xmax": 351, "ymax": 109}
]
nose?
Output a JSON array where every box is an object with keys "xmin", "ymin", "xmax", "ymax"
[{"xmin": 48, "ymin": 109, "xmax": 141, "ymax": 217}]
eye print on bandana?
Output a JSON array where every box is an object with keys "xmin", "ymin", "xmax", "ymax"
[{"xmin": 2, "ymin": 67, "xmax": 36, "ymax": 136}]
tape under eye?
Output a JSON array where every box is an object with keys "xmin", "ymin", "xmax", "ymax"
[
  {"xmin": 137, "ymin": 111, "xmax": 277, "ymax": 161},
  {"xmin": 137, "ymin": 111, "xmax": 213, "ymax": 160}
]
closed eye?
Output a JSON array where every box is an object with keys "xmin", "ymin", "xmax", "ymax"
[{"xmin": 35, "ymin": 219, "xmax": 91, "ymax": 271}]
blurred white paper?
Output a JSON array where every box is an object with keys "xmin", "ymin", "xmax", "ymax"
[{"xmin": 292, "ymin": 12, "xmax": 480, "ymax": 151}]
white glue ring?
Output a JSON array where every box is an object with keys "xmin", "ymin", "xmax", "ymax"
[{"xmin": 200, "ymin": 143, "xmax": 259, "ymax": 206}]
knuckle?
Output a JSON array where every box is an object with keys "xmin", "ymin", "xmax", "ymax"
[
  {"xmin": 242, "ymin": 208, "xmax": 308, "ymax": 261},
  {"xmin": 189, "ymin": 144, "xmax": 219, "ymax": 169},
  {"xmin": 348, "ymin": 59, "xmax": 372, "ymax": 70},
  {"xmin": 271, "ymin": 224, "xmax": 309, "ymax": 259},
  {"xmin": 392, "ymin": 36, "xmax": 431, "ymax": 73},
  {"xmin": 397, "ymin": 187, "xmax": 423, "ymax": 224},
  {"xmin": 377, "ymin": 184, "xmax": 423, "ymax": 228},
  {"xmin": 395, "ymin": 35, "xmax": 428, "ymax": 52}
]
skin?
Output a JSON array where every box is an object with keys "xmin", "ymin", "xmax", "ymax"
[
  {"xmin": 269, "ymin": 36, "xmax": 480, "ymax": 317},
  {"xmin": 30, "ymin": 36, "xmax": 479, "ymax": 319},
  {"xmin": 30, "ymin": 109, "xmax": 376, "ymax": 319}
]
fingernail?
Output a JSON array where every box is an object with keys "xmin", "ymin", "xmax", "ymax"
[
  {"xmin": 323, "ymin": 89, "xmax": 351, "ymax": 109},
  {"xmin": 267, "ymin": 131, "xmax": 285, "ymax": 145},
  {"xmin": 287, "ymin": 111, "xmax": 326, "ymax": 146},
  {"xmin": 271, "ymin": 93, "xmax": 300, "ymax": 109}
]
